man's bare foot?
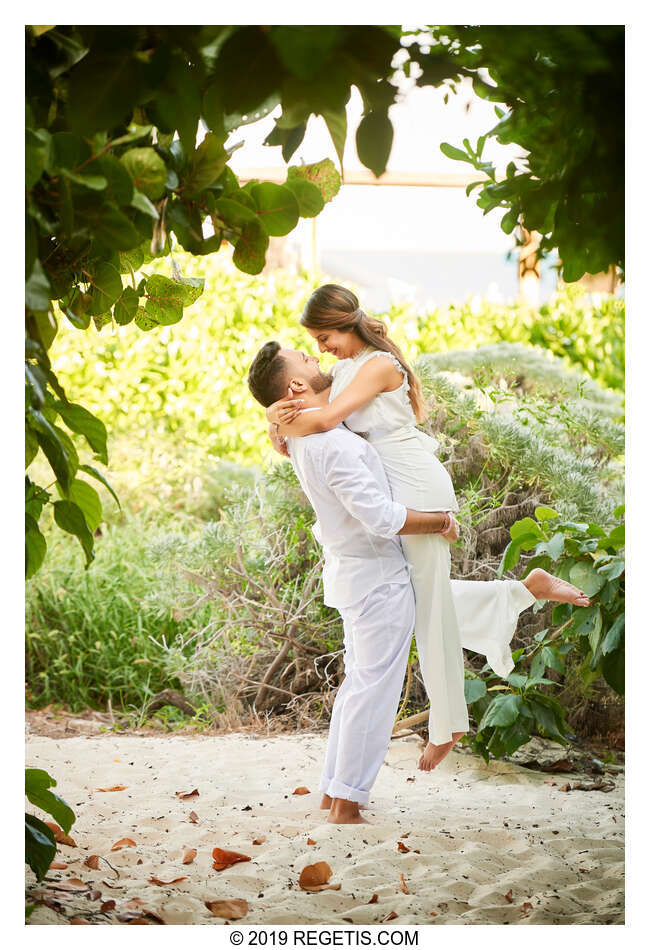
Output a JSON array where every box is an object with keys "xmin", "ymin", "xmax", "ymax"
[
  {"xmin": 321, "ymin": 793, "xmax": 366, "ymax": 811},
  {"xmin": 327, "ymin": 798, "xmax": 368, "ymax": 824},
  {"xmin": 523, "ymin": 568, "xmax": 590, "ymax": 606},
  {"xmin": 418, "ymin": 731, "xmax": 466, "ymax": 772}
]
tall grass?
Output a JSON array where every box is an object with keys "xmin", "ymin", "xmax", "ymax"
[{"xmin": 25, "ymin": 508, "xmax": 215, "ymax": 711}]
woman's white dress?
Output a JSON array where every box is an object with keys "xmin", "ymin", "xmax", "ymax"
[{"xmin": 330, "ymin": 347, "xmax": 536, "ymax": 745}]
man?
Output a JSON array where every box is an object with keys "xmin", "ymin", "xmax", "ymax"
[{"xmin": 248, "ymin": 342, "xmax": 458, "ymax": 824}]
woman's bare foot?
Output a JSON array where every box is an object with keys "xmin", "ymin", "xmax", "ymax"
[
  {"xmin": 418, "ymin": 731, "xmax": 466, "ymax": 771},
  {"xmin": 523, "ymin": 568, "xmax": 590, "ymax": 606},
  {"xmin": 327, "ymin": 798, "xmax": 368, "ymax": 824},
  {"xmin": 321, "ymin": 793, "xmax": 366, "ymax": 811}
]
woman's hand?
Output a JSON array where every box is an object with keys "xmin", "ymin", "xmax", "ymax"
[
  {"xmin": 268, "ymin": 423, "xmax": 289, "ymax": 458},
  {"xmin": 441, "ymin": 513, "xmax": 460, "ymax": 544},
  {"xmin": 266, "ymin": 390, "xmax": 304, "ymax": 426}
]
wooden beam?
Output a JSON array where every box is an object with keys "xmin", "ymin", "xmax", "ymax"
[{"xmin": 236, "ymin": 167, "xmax": 490, "ymax": 188}]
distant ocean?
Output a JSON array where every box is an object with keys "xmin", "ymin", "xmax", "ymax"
[{"xmin": 318, "ymin": 249, "xmax": 560, "ymax": 312}]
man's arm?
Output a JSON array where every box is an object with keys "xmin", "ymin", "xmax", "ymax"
[{"xmin": 321, "ymin": 439, "xmax": 458, "ymax": 541}]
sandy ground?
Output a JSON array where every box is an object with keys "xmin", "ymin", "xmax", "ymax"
[{"xmin": 26, "ymin": 731, "xmax": 624, "ymax": 926}]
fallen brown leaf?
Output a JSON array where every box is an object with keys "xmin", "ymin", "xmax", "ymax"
[
  {"xmin": 397, "ymin": 841, "xmax": 410, "ymax": 854},
  {"xmin": 521, "ymin": 901, "xmax": 533, "ymax": 915},
  {"xmin": 293, "ymin": 787, "xmax": 310, "ymax": 795},
  {"xmin": 101, "ymin": 878, "xmax": 123, "ymax": 889},
  {"xmin": 149, "ymin": 876, "xmax": 187, "ymax": 886},
  {"xmin": 367, "ymin": 894, "xmax": 378, "ymax": 904},
  {"xmin": 101, "ymin": 900, "xmax": 116, "ymax": 912},
  {"xmin": 182, "ymin": 846, "xmax": 197, "ymax": 864},
  {"xmin": 49, "ymin": 860, "xmax": 67, "ymax": 870},
  {"xmin": 50, "ymin": 878, "xmax": 88, "ymax": 892},
  {"xmin": 84, "ymin": 855, "xmax": 100, "ymax": 870},
  {"xmin": 252, "ymin": 836, "xmax": 266, "ymax": 846},
  {"xmin": 175, "ymin": 789, "xmax": 199, "ymax": 800},
  {"xmin": 44, "ymin": 822, "xmax": 76, "ymax": 847},
  {"xmin": 87, "ymin": 889, "xmax": 102, "ymax": 901},
  {"xmin": 381, "ymin": 911, "xmax": 398, "ymax": 922},
  {"xmin": 111, "ymin": 837, "xmax": 136, "ymax": 851},
  {"xmin": 399, "ymin": 873, "xmax": 409, "ymax": 894},
  {"xmin": 306, "ymin": 837, "xmax": 316, "ymax": 846},
  {"xmin": 188, "ymin": 810, "xmax": 199, "ymax": 823},
  {"xmin": 211, "ymin": 847, "xmax": 252, "ymax": 871},
  {"xmin": 430, "ymin": 911, "xmax": 437, "ymax": 917},
  {"xmin": 406, "ymin": 777, "xmax": 415, "ymax": 782},
  {"xmin": 205, "ymin": 899, "xmax": 248, "ymax": 920},
  {"xmin": 504, "ymin": 889, "xmax": 514, "ymax": 903},
  {"xmin": 96, "ymin": 785, "xmax": 128, "ymax": 792},
  {"xmin": 69, "ymin": 917, "xmax": 87, "ymax": 924},
  {"xmin": 299, "ymin": 861, "xmax": 341, "ymax": 892}
]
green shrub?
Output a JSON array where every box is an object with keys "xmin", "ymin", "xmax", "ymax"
[{"xmin": 25, "ymin": 509, "xmax": 213, "ymax": 710}]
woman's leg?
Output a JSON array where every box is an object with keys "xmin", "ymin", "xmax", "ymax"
[{"xmin": 400, "ymin": 533, "xmax": 469, "ymax": 756}]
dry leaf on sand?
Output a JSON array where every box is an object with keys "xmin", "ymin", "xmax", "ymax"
[
  {"xmin": 49, "ymin": 878, "xmax": 88, "ymax": 892},
  {"xmin": 299, "ymin": 861, "xmax": 341, "ymax": 892},
  {"xmin": 149, "ymin": 876, "xmax": 187, "ymax": 886},
  {"xmin": 521, "ymin": 902, "xmax": 533, "ymax": 916},
  {"xmin": 367, "ymin": 894, "xmax": 378, "ymax": 904},
  {"xmin": 205, "ymin": 899, "xmax": 248, "ymax": 920},
  {"xmin": 101, "ymin": 900, "xmax": 116, "ymax": 912},
  {"xmin": 212, "ymin": 847, "xmax": 252, "ymax": 871},
  {"xmin": 399, "ymin": 873, "xmax": 409, "ymax": 894},
  {"xmin": 44, "ymin": 822, "xmax": 76, "ymax": 847},
  {"xmin": 504, "ymin": 889, "xmax": 514, "ymax": 903},
  {"xmin": 111, "ymin": 837, "xmax": 136, "ymax": 851},
  {"xmin": 252, "ymin": 836, "xmax": 266, "ymax": 846},
  {"xmin": 49, "ymin": 860, "xmax": 67, "ymax": 870},
  {"xmin": 182, "ymin": 846, "xmax": 197, "ymax": 864},
  {"xmin": 176, "ymin": 789, "xmax": 199, "ymax": 800},
  {"xmin": 306, "ymin": 837, "xmax": 316, "ymax": 846},
  {"xmin": 69, "ymin": 917, "xmax": 87, "ymax": 924},
  {"xmin": 381, "ymin": 911, "xmax": 398, "ymax": 922},
  {"xmin": 84, "ymin": 855, "xmax": 100, "ymax": 870},
  {"xmin": 188, "ymin": 810, "xmax": 199, "ymax": 824},
  {"xmin": 397, "ymin": 841, "xmax": 410, "ymax": 854},
  {"xmin": 292, "ymin": 787, "xmax": 310, "ymax": 795},
  {"xmin": 96, "ymin": 785, "xmax": 128, "ymax": 792}
]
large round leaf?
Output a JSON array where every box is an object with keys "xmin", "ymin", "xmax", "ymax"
[
  {"xmin": 284, "ymin": 177, "xmax": 324, "ymax": 218},
  {"xmin": 144, "ymin": 274, "xmax": 185, "ymax": 326},
  {"xmin": 215, "ymin": 197, "xmax": 257, "ymax": 229},
  {"xmin": 120, "ymin": 147, "xmax": 167, "ymax": 200},
  {"xmin": 114, "ymin": 285, "xmax": 140, "ymax": 325},
  {"xmin": 569, "ymin": 561, "xmax": 606, "ymax": 597},
  {"xmin": 249, "ymin": 183, "xmax": 299, "ymax": 236},
  {"xmin": 233, "ymin": 219, "xmax": 269, "ymax": 275},
  {"xmin": 287, "ymin": 159, "xmax": 340, "ymax": 204},
  {"xmin": 356, "ymin": 110, "xmax": 393, "ymax": 178},
  {"xmin": 87, "ymin": 262, "xmax": 123, "ymax": 316}
]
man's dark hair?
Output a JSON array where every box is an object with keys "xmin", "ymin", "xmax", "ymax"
[{"xmin": 247, "ymin": 341, "xmax": 290, "ymax": 407}]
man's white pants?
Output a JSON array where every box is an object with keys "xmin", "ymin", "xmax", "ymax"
[
  {"xmin": 319, "ymin": 581, "xmax": 416, "ymax": 805},
  {"xmin": 401, "ymin": 533, "xmax": 537, "ymax": 746}
]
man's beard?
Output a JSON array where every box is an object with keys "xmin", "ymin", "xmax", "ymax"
[{"xmin": 310, "ymin": 369, "xmax": 333, "ymax": 394}]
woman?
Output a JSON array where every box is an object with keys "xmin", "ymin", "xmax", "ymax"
[{"xmin": 267, "ymin": 284, "xmax": 589, "ymax": 770}]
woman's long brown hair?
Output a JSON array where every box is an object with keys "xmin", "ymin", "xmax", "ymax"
[{"xmin": 301, "ymin": 284, "xmax": 428, "ymax": 422}]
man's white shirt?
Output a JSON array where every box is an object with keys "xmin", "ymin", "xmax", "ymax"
[{"xmin": 286, "ymin": 423, "xmax": 409, "ymax": 610}]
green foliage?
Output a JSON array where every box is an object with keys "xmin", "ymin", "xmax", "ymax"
[
  {"xmin": 25, "ymin": 25, "xmax": 624, "ymax": 576},
  {"xmin": 464, "ymin": 504, "xmax": 624, "ymax": 761},
  {"xmin": 431, "ymin": 25, "xmax": 624, "ymax": 281},
  {"xmin": 25, "ymin": 509, "xmax": 215, "ymax": 710},
  {"xmin": 25, "ymin": 768, "xmax": 75, "ymax": 882}
]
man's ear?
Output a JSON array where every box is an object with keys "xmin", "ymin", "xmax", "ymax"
[{"xmin": 288, "ymin": 377, "xmax": 309, "ymax": 394}]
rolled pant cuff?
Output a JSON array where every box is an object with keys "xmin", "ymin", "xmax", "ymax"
[{"xmin": 325, "ymin": 778, "xmax": 369, "ymax": 805}]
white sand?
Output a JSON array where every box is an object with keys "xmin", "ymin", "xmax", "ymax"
[{"xmin": 26, "ymin": 732, "xmax": 624, "ymax": 925}]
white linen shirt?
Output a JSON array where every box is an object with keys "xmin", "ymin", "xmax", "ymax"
[{"xmin": 286, "ymin": 423, "xmax": 409, "ymax": 610}]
